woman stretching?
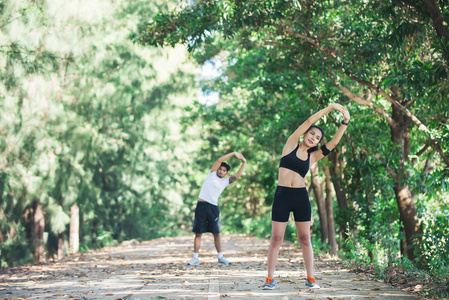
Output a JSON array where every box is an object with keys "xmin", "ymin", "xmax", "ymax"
[{"xmin": 262, "ymin": 103, "xmax": 350, "ymax": 290}]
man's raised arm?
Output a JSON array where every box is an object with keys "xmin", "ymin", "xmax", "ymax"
[
  {"xmin": 210, "ymin": 152, "xmax": 239, "ymax": 172},
  {"xmin": 230, "ymin": 154, "xmax": 246, "ymax": 184}
]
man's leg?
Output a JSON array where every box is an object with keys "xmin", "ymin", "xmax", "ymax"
[
  {"xmin": 188, "ymin": 202, "xmax": 205, "ymax": 266},
  {"xmin": 214, "ymin": 233, "xmax": 231, "ymax": 265},
  {"xmin": 194, "ymin": 233, "xmax": 202, "ymax": 253},
  {"xmin": 187, "ymin": 233, "xmax": 202, "ymax": 266},
  {"xmin": 209, "ymin": 204, "xmax": 230, "ymax": 263},
  {"xmin": 212, "ymin": 233, "xmax": 221, "ymax": 253}
]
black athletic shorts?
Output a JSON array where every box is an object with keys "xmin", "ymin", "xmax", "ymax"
[
  {"xmin": 192, "ymin": 201, "xmax": 220, "ymax": 234},
  {"xmin": 271, "ymin": 186, "xmax": 311, "ymax": 222}
]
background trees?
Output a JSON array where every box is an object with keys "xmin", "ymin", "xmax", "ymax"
[{"xmin": 0, "ymin": 0, "xmax": 200, "ymax": 266}]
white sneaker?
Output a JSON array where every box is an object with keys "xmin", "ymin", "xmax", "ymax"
[
  {"xmin": 217, "ymin": 256, "xmax": 231, "ymax": 265},
  {"xmin": 187, "ymin": 257, "xmax": 199, "ymax": 266}
]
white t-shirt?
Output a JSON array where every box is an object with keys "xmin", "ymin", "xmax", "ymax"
[{"xmin": 198, "ymin": 171, "xmax": 231, "ymax": 206}]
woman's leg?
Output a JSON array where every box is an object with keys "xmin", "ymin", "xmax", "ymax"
[
  {"xmin": 295, "ymin": 221, "xmax": 313, "ymax": 277},
  {"xmin": 267, "ymin": 221, "xmax": 288, "ymax": 278}
]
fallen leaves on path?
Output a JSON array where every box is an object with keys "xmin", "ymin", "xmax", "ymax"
[{"xmin": 0, "ymin": 235, "xmax": 424, "ymax": 300}]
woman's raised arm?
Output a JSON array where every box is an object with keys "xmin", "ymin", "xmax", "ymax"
[{"xmin": 283, "ymin": 104, "xmax": 345, "ymax": 155}]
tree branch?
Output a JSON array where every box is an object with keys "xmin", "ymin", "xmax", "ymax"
[
  {"xmin": 360, "ymin": 147, "xmax": 399, "ymax": 181},
  {"xmin": 422, "ymin": 0, "xmax": 449, "ymax": 61},
  {"xmin": 345, "ymin": 73, "xmax": 449, "ymax": 166},
  {"xmin": 345, "ymin": 73, "xmax": 431, "ymax": 133},
  {"xmin": 385, "ymin": 165, "xmax": 399, "ymax": 181},
  {"xmin": 336, "ymin": 84, "xmax": 396, "ymax": 128},
  {"xmin": 277, "ymin": 23, "xmax": 431, "ymax": 133},
  {"xmin": 429, "ymin": 139, "xmax": 449, "ymax": 166},
  {"xmin": 416, "ymin": 144, "xmax": 430, "ymax": 157}
]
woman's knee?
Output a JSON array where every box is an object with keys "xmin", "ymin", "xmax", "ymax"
[
  {"xmin": 271, "ymin": 234, "xmax": 284, "ymax": 246},
  {"xmin": 298, "ymin": 234, "xmax": 311, "ymax": 246}
]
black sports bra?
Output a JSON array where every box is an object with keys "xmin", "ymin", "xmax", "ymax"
[
  {"xmin": 279, "ymin": 144, "xmax": 333, "ymax": 177},
  {"xmin": 279, "ymin": 144, "xmax": 310, "ymax": 177}
]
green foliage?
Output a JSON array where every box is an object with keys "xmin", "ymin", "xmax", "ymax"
[
  {"xmin": 418, "ymin": 195, "xmax": 449, "ymax": 281},
  {"xmin": 239, "ymin": 216, "xmax": 271, "ymax": 239},
  {"xmin": 0, "ymin": 228, "xmax": 33, "ymax": 268},
  {"xmin": 96, "ymin": 230, "xmax": 117, "ymax": 248},
  {"xmin": 344, "ymin": 231, "xmax": 373, "ymax": 266}
]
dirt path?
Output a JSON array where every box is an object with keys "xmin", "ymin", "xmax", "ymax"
[{"xmin": 0, "ymin": 235, "xmax": 420, "ymax": 299}]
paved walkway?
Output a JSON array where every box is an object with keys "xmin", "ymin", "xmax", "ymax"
[{"xmin": 0, "ymin": 235, "xmax": 420, "ymax": 299}]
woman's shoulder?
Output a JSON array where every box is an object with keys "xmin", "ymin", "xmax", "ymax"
[{"xmin": 282, "ymin": 142, "xmax": 299, "ymax": 156}]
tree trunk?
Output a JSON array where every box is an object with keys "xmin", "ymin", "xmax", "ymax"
[
  {"xmin": 310, "ymin": 164, "xmax": 328, "ymax": 243},
  {"xmin": 329, "ymin": 150, "xmax": 349, "ymax": 242},
  {"xmin": 324, "ymin": 165, "xmax": 338, "ymax": 255},
  {"xmin": 23, "ymin": 206, "xmax": 33, "ymax": 244},
  {"xmin": 393, "ymin": 184, "xmax": 421, "ymax": 260},
  {"xmin": 57, "ymin": 231, "xmax": 65, "ymax": 260},
  {"xmin": 390, "ymin": 103, "xmax": 422, "ymax": 260},
  {"xmin": 400, "ymin": 226, "xmax": 407, "ymax": 257},
  {"xmin": 365, "ymin": 190, "xmax": 374, "ymax": 262},
  {"xmin": 33, "ymin": 201, "xmax": 45, "ymax": 263},
  {"xmin": 70, "ymin": 204, "xmax": 79, "ymax": 255}
]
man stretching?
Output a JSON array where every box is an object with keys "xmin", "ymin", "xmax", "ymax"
[{"xmin": 187, "ymin": 152, "xmax": 247, "ymax": 266}]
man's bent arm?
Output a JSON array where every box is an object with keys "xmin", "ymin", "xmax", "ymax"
[
  {"xmin": 230, "ymin": 156, "xmax": 246, "ymax": 184},
  {"xmin": 235, "ymin": 158, "xmax": 246, "ymax": 179},
  {"xmin": 210, "ymin": 152, "xmax": 239, "ymax": 172}
]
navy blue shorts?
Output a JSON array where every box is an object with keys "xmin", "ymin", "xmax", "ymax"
[
  {"xmin": 192, "ymin": 201, "xmax": 220, "ymax": 234},
  {"xmin": 271, "ymin": 186, "xmax": 311, "ymax": 222}
]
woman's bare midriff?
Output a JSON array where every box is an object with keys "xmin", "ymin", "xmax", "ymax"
[{"xmin": 277, "ymin": 167, "xmax": 306, "ymax": 188}]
